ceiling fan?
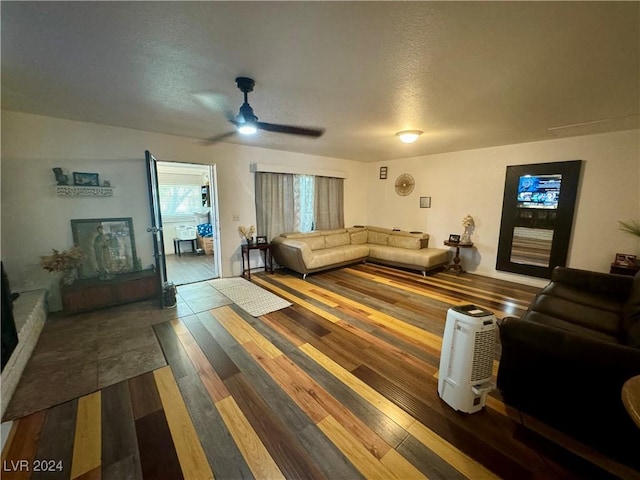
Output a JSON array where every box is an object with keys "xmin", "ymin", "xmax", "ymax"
[{"xmin": 203, "ymin": 77, "xmax": 325, "ymax": 144}]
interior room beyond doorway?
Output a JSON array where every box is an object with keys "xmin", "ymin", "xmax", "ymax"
[{"xmin": 156, "ymin": 161, "xmax": 219, "ymax": 285}]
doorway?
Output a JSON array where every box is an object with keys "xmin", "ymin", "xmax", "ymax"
[{"xmin": 156, "ymin": 161, "xmax": 221, "ymax": 285}]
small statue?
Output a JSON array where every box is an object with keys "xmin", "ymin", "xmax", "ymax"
[{"xmin": 52, "ymin": 167, "xmax": 68, "ymax": 185}]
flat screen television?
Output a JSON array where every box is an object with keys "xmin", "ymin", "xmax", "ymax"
[{"xmin": 516, "ymin": 174, "xmax": 562, "ymax": 209}]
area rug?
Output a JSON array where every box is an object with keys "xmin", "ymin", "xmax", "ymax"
[{"xmin": 208, "ymin": 277, "xmax": 292, "ymax": 317}]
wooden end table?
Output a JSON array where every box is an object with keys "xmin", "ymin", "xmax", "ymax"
[
  {"xmin": 173, "ymin": 237, "xmax": 197, "ymax": 256},
  {"xmin": 443, "ymin": 241, "xmax": 474, "ymax": 275},
  {"xmin": 241, "ymin": 243, "xmax": 273, "ymax": 280}
]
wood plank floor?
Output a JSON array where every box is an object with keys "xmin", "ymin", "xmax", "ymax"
[
  {"xmin": 3, "ymin": 264, "xmax": 639, "ymax": 479},
  {"xmin": 165, "ymin": 252, "xmax": 218, "ymax": 286}
]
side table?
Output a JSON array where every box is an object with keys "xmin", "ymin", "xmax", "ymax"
[
  {"xmin": 443, "ymin": 241, "xmax": 474, "ymax": 275},
  {"xmin": 241, "ymin": 243, "xmax": 273, "ymax": 280},
  {"xmin": 173, "ymin": 237, "xmax": 197, "ymax": 256},
  {"xmin": 610, "ymin": 262, "xmax": 640, "ymax": 276}
]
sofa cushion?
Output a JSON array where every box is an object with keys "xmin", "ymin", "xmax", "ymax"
[
  {"xmin": 628, "ymin": 320, "xmax": 640, "ymax": 348},
  {"xmin": 623, "ymin": 272, "xmax": 640, "ymax": 331},
  {"xmin": 300, "ymin": 236, "xmax": 326, "ymax": 251},
  {"xmin": 334, "ymin": 244, "xmax": 369, "ymax": 262},
  {"xmin": 529, "ymin": 292, "xmax": 623, "ymax": 338},
  {"xmin": 524, "ymin": 310, "xmax": 622, "ymax": 344},
  {"xmin": 368, "ymin": 245, "xmax": 449, "ymax": 268},
  {"xmin": 349, "ymin": 229, "xmax": 368, "ymax": 245},
  {"xmin": 304, "ymin": 248, "xmax": 346, "ymax": 270},
  {"xmin": 368, "ymin": 231, "xmax": 389, "ymax": 245},
  {"xmin": 281, "ymin": 231, "xmax": 324, "ymax": 239},
  {"xmin": 388, "ymin": 235, "xmax": 421, "ymax": 250},
  {"xmin": 325, "ymin": 232, "xmax": 351, "ymax": 248}
]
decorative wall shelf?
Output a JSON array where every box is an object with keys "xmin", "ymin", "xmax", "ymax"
[{"xmin": 56, "ymin": 185, "xmax": 113, "ymax": 197}]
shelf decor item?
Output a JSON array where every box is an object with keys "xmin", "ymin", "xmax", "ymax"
[
  {"xmin": 461, "ymin": 214, "xmax": 475, "ymax": 244},
  {"xmin": 73, "ymin": 172, "xmax": 100, "ymax": 186},
  {"xmin": 394, "ymin": 173, "xmax": 415, "ymax": 196},
  {"xmin": 40, "ymin": 246, "xmax": 85, "ymax": 285},
  {"xmin": 239, "ymin": 225, "xmax": 256, "ymax": 245}
]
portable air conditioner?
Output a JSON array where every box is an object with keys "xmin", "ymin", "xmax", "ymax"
[{"xmin": 438, "ymin": 304, "xmax": 497, "ymax": 413}]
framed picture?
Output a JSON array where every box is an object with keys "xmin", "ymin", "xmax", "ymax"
[
  {"xmin": 256, "ymin": 235, "xmax": 268, "ymax": 244},
  {"xmin": 614, "ymin": 253, "xmax": 636, "ymax": 266},
  {"xmin": 448, "ymin": 234, "xmax": 461, "ymax": 243},
  {"xmin": 420, "ymin": 196, "xmax": 431, "ymax": 208},
  {"xmin": 71, "ymin": 217, "xmax": 137, "ymax": 279},
  {"xmin": 379, "ymin": 167, "xmax": 388, "ymax": 179},
  {"xmin": 73, "ymin": 172, "xmax": 100, "ymax": 186}
]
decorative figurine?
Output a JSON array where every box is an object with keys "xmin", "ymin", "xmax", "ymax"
[{"xmin": 52, "ymin": 167, "xmax": 68, "ymax": 185}]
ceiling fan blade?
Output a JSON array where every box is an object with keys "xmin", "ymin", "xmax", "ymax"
[
  {"xmin": 256, "ymin": 122, "xmax": 324, "ymax": 138},
  {"xmin": 200, "ymin": 130, "xmax": 237, "ymax": 145}
]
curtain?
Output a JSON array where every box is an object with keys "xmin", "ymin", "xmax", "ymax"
[
  {"xmin": 255, "ymin": 172, "xmax": 294, "ymax": 242},
  {"xmin": 255, "ymin": 172, "xmax": 344, "ymax": 240},
  {"xmin": 314, "ymin": 176, "xmax": 344, "ymax": 230}
]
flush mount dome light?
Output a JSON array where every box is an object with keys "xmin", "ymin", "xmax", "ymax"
[
  {"xmin": 396, "ymin": 130, "xmax": 423, "ymax": 144},
  {"xmin": 237, "ymin": 123, "xmax": 257, "ymax": 135}
]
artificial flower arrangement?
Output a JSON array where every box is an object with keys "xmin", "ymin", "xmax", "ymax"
[
  {"xmin": 462, "ymin": 214, "xmax": 475, "ymax": 228},
  {"xmin": 238, "ymin": 225, "xmax": 256, "ymax": 243},
  {"xmin": 40, "ymin": 246, "xmax": 85, "ymax": 272}
]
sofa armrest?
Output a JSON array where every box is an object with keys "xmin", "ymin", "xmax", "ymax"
[
  {"xmin": 550, "ymin": 266, "xmax": 634, "ymax": 299},
  {"xmin": 270, "ymin": 238, "xmax": 313, "ymax": 274}
]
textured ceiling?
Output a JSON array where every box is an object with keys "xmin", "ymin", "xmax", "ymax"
[{"xmin": 2, "ymin": 2, "xmax": 638, "ymax": 162}]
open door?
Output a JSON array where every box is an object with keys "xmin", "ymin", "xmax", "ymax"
[{"xmin": 145, "ymin": 150, "xmax": 169, "ymax": 307}]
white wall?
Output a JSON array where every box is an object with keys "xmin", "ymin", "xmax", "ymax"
[
  {"xmin": 1, "ymin": 111, "xmax": 368, "ymax": 292},
  {"xmin": 2, "ymin": 111, "xmax": 637, "ymax": 293},
  {"xmin": 366, "ymin": 130, "xmax": 640, "ymax": 286}
]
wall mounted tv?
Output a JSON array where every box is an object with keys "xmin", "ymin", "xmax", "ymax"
[{"xmin": 516, "ymin": 174, "xmax": 562, "ymax": 209}]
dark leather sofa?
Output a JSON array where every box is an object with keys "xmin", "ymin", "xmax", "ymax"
[{"xmin": 497, "ymin": 267, "xmax": 640, "ymax": 467}]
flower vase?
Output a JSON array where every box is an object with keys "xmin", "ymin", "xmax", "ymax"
[{"xmin": 246, "ymin": 237, "xmax": 254, "ymax": 246}]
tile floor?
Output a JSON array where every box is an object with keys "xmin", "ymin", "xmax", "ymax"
[{"xmin": 3, "ymin": 281, "xmax": 232, "ymax": 421}]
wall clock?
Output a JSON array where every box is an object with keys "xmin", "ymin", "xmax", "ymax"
[{"xmin": 394, "ymin": 174, "xmax": 415, "ymax": 196}]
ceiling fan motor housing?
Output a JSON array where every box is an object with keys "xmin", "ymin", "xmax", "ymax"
[{"xmin": 235, "ymin": 77, "xmax": 255, "ymax": 93}]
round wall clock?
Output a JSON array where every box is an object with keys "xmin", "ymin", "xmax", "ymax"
[{"xmin": 394, "ymin": 174, "xmax": 415, "ymax": 196}]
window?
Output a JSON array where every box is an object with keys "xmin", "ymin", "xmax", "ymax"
[
  {"xmin": 255, "ymin": 172, "xmax": 344, "ymax": 240},
  {"xmin": 157, "ymin": 172, "xmax": 203, "ymax": 222}
]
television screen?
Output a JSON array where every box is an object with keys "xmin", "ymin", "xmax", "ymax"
[{"xmin": 516, "ymin": 174, "xmax": 562, "ymax": 209}]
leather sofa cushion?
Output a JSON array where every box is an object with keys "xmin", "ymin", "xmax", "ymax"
[
  {"xmin": 335, "ymin": 244, "xmax": 369, "ymax": 262},
  {"xmin": 530, "ymin": 291, "xmax": 623, "ymax": 338},
  {"xmin": 325, "ymin": 232, "xmax": 351, "ymax": 248},
  {"xmin": 628, "ymin": 321, "xmax": 640, "ymax": 348},
  {"xmin": 388, "ymin": 235, "xmax": 421, "ymax": 250},
  {"xmin": 524, "ymin": 310, "xmax": 622, "ymax": 344},
  {"xmin": 368, "ymin": 231, "xmax": 389, "ymax": 245},
  {"xmin": 281, "ymin": 231, "xmax": 324, "ymax": 239},
  {"xmin": 623, "ymin": 272, "xmax": 640, "ymax": 331},
  {"xmin": 304, "ymin": 247, "xmax": 346, "ymax": 269},
  {"xmin": 300, "ymin": 236, "xmax": 326, "ymax": 251},
  {"xmin": 368, "ymin": 245, "xmax": 449, "ymax": 268},
  {"xmin": 349, "ymin": 230, "xmax": 368, "ymax": 245}
]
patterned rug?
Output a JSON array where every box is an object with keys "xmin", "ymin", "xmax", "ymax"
[{"xmin": 208, "ymin": 277, "xmax": 292, "ymax": 317}]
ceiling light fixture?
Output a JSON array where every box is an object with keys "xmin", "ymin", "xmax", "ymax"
[
  {"xmin": 237, "ymin": 123, "xmax": 257, "ymax": 135},
  {"xmin": 396, "ymin": 130, "xmax": 422, "ymax": 144}
]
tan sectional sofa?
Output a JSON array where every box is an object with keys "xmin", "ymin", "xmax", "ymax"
[{"xmin": 271, "ymin": 226, "xmax": 451, "ymax": 278}]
